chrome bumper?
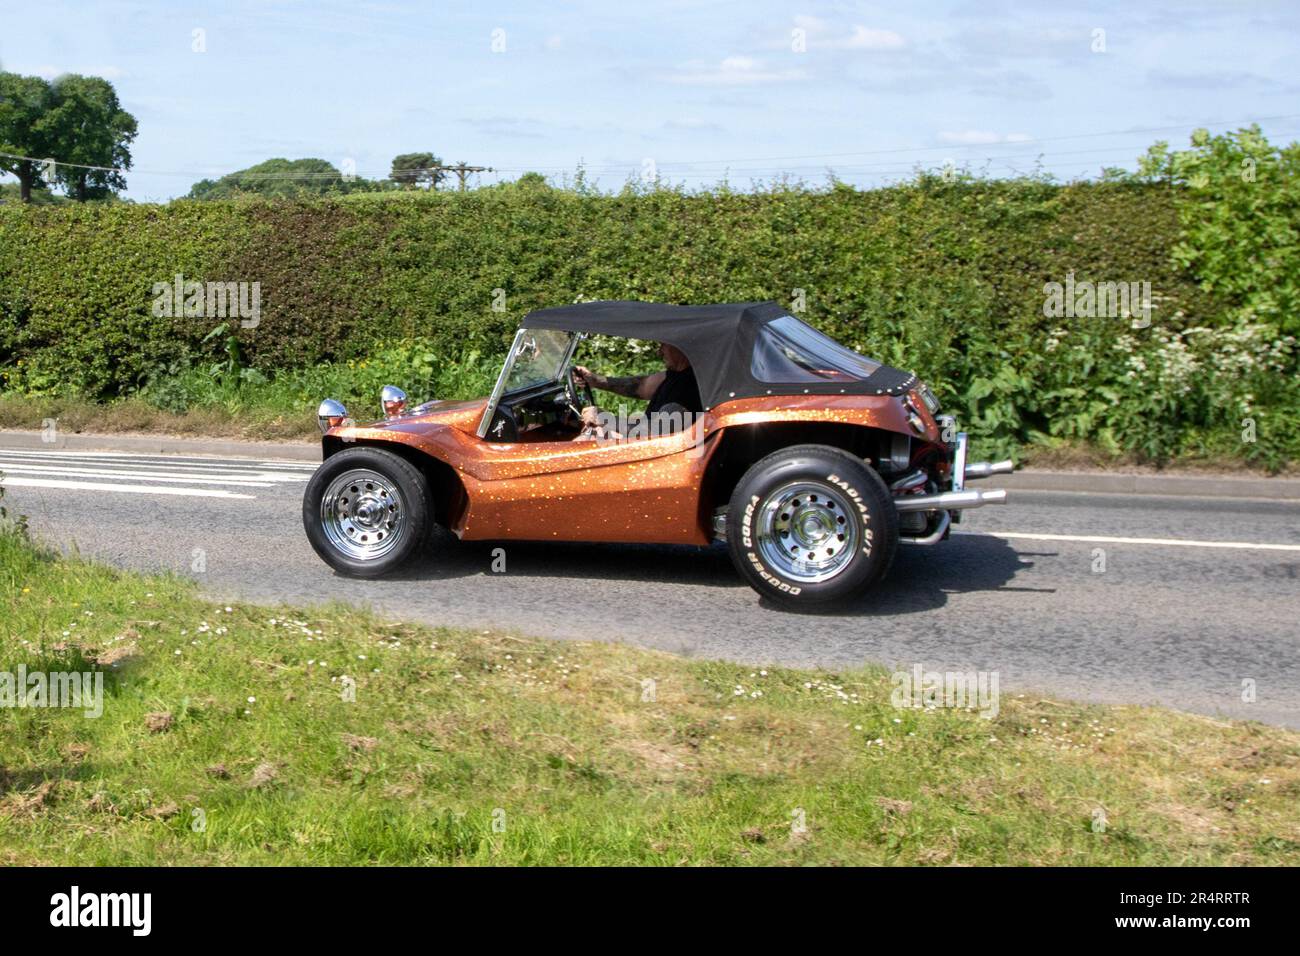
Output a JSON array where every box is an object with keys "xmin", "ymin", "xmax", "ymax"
[
  {"xmin": 894, "ymin": 429, "xmax": 1012, "ymax": 543},
  {"xmin": 946, "ymin": 430, "xmax": 1013, "ymax": 497},
  {"xmin": 950, "ymin": 431, "xmax": 1012, "ymax": 485}
]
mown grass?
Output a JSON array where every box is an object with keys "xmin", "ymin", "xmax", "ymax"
[{"xmin": 1, "ymin": 529, "xmax": 1297, "ymax": 865}]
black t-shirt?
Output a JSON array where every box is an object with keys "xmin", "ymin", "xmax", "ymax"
[{"xmin": 647, "ymin": 367, "xmax": 702, "ymax": 414}]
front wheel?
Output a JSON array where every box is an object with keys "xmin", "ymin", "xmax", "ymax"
[
  {"xmin": 726, "ymin": 444, "xmax": 898, "ymax": 607},
  {"xmin": 302, "ymin": 447, "xmax": 433, "ymax": 577}
]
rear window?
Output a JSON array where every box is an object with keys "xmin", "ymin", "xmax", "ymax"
[{"xmin": 750, "ymin": 315, "xmax": 882, "ymax": 383}]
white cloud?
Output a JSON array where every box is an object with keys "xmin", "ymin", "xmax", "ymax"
[
  {"xmin": 666, "ymin": 56, "xmax": 805, "ymax": 86},
  {"xmin": 20, "ymin": 64, "xmax": 126, "ymax": 81},
  {"xmin": 790, "ymin": 18, "xmax": 905, "ymax": 51},
  {"xmin": 952, "ymin": 25, "xmax": 1090, "ymax": 61},
  {"xmin": 664, "ymin": 117, "xmax": 722, "ymax": 131},
  {"xmin": 938, "ymin": 130, "xmax": 1032, "ymax": 145},
  {"xmin": 841, "ymin": 26, "xmax": 906, "ymax": 50}
]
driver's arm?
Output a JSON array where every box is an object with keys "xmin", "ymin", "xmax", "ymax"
[{"xmin": 575, "ymin": 366, "xmax": 663, "ymax": 401}]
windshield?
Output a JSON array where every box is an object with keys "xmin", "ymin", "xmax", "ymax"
[
  {"xmin": 750, "ymin": 315, "xmax": 882, "ymax": 383},
  {"xmin": 503, "ymin": 328, "xmax": 574, "ymax": 393}
]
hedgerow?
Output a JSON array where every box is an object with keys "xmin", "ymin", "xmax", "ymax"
[{"xmin": 0, "ymin": 129, "xmax": 1295, "ymax": 466}]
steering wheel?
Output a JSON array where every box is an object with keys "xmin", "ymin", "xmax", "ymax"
[{"xmin": 565, "ymin": 365, "xmax": 596, "ymax": 413}]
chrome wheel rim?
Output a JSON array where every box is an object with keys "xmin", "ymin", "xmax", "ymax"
[
  {"xmin": 756, "ymin": 481, "xmax": 860, "ymax": 584},
  {"xmin": 319, "ymin": 469, "xmax": 406, "ymax": 561}
]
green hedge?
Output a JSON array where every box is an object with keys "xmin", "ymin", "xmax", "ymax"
[{"xmin": 0, "ymin": 175, "xmax": 1295, "ymax": 465}]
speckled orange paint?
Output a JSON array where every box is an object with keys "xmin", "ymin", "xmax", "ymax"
[{"xmin": 327, "ymin": 390, "xmax": 938, "ymax": 545}]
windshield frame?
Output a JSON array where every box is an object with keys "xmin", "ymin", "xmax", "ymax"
[{"xmin": 476, "ymin": 327, "xmax": 579, "ymax": 439}]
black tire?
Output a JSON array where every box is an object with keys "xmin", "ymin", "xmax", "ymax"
[
  {"xmin": 302, "ymin": 447, "xmax": 433, "ymax": 578},
  {"xmin": 725, "ymin": 444, "xmax": 898, "ymax": 607}
]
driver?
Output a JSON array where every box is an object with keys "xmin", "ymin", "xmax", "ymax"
[
  {"xmin": 574, "ymin": 343, "xmax": 707, "ymax": 442},
  {"xmin": 573, "ymin": 343, "xmax": 702, "ymax": 434}
]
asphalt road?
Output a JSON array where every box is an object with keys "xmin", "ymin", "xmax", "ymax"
[{"xmin": 3, "ymin": 447, "xmax": 1298, "ymax": 728}]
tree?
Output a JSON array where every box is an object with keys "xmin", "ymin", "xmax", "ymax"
[
  {"xmin": 390, "ymin": 152, "xmax": 445, "ymax": 189},
  {"xmin": 0, "ymin": 71, "xmax": 136, "ymax": 202},
  {"xmin": 43, "ymin": 74, "xmax": 137, "ymax": 200},
  {"xmin": 0, "ymin": 181, "xmax": 67, "ymax": 205},
  {"xmin": 1159, "ymin": 126, "xmax": 1300, "ymax": 335},
  {"xmin": 0, "ymin": 72, "xmax": 57, "ymax": 202},
  {"xmin": 186, "ymin": 158, "xmax": 380, "ymax": 199}
]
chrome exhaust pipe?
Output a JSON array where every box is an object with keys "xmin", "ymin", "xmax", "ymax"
[
  {"xmin": 964, "ymin": 459, "xmax": 1015, "ymax": 480},
  {"xmin": 894, "ymin": 488, "xmax": 1008, "ymax": 513},
  {"xmin": 889, "ymin": 468, "xmax": 928, "ymax": 492}
]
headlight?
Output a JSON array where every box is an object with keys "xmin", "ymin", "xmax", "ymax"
[
  {"xmin": 903, "ymin": 392, "xmax": 930, "ymax": 434},
  {"xmin": 917, "ymin": 384, "xmax": 940, "ymax": 413},
  {"xmin": 381, "ymin": 385, "xmax": 407, "ymax": 419},
  {"xmin": 317, "ymin": 398, "xmax": 348, "ymax": 433},
  {"xmin": 936, "ymin": 414, "xmax": 957, "ymax": 445}
]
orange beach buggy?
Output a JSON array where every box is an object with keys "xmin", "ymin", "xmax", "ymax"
[{"xmin": 302, "ymin": 301, "xmax": 1012, "ymax": 606}]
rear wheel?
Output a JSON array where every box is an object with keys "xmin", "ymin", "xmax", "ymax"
[
  {"xmin": 726, "ymin": 444, "xmax": 898, "ymax": 607},
  {"xmin": 302, "ymin": 447, "xmax": 432, "ymax": 577}
]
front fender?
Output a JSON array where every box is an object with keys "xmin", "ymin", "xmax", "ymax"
[{"xmin": 320, "ymin": 426, "xmax": 469, "ymax": 531}]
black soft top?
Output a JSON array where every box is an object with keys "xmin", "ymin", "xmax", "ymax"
[{"xmin": 522, "ymin": 300, "xmax": 917, "ymax": 410}]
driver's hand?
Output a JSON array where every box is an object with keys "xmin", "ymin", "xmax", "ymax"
[
  {"xmin": 574, "ymin": 366, "xmax": 601, "ymax": 389},
  {"xmin": 578, "ymin": 404, "xmax": 622, "ymax": 441}
]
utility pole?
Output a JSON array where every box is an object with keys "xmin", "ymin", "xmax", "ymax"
[{"xmin": 437, "ymin": 161, "xmax": 493, "ymax": 191}]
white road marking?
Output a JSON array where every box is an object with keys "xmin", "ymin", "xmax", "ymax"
[
  {"xmin": 0, "ymin": 449, "xmax": 316, "ymax": 471},
  {"xmin": 1, "ymin": 476, "xmax": 255, "ymax": 499},
  {"xmin": 0, "ymin": 462, "xmax": 286, "ymax": 486},
  {"xmin": 0, "ymin": 450, "xmax": 316, "ymax": 500},
  {"xmin": 0, "ymin": 461, "xmax": 312, "ymax": 477},
  {"xmin": 962, "ymin": 530, "xmax": 1300, "ymax": 553}
]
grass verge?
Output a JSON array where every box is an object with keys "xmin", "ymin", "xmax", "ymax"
[
  {"xmin": 1, "ymin": 529, "xmax": 1298, "ymax": 865},
  {"xmin": 0, "ymin": 394, "xmax": 319, "ymax": 442}
]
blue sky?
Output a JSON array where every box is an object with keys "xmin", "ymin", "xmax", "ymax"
[{"xmin": 3, "ymin": 0, "xmax": 1298, "ymax": 201}]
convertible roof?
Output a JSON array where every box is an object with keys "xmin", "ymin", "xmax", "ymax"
[{"xmin": 522, "ymin": 300, "xmax": 918, "ymax": 410}]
